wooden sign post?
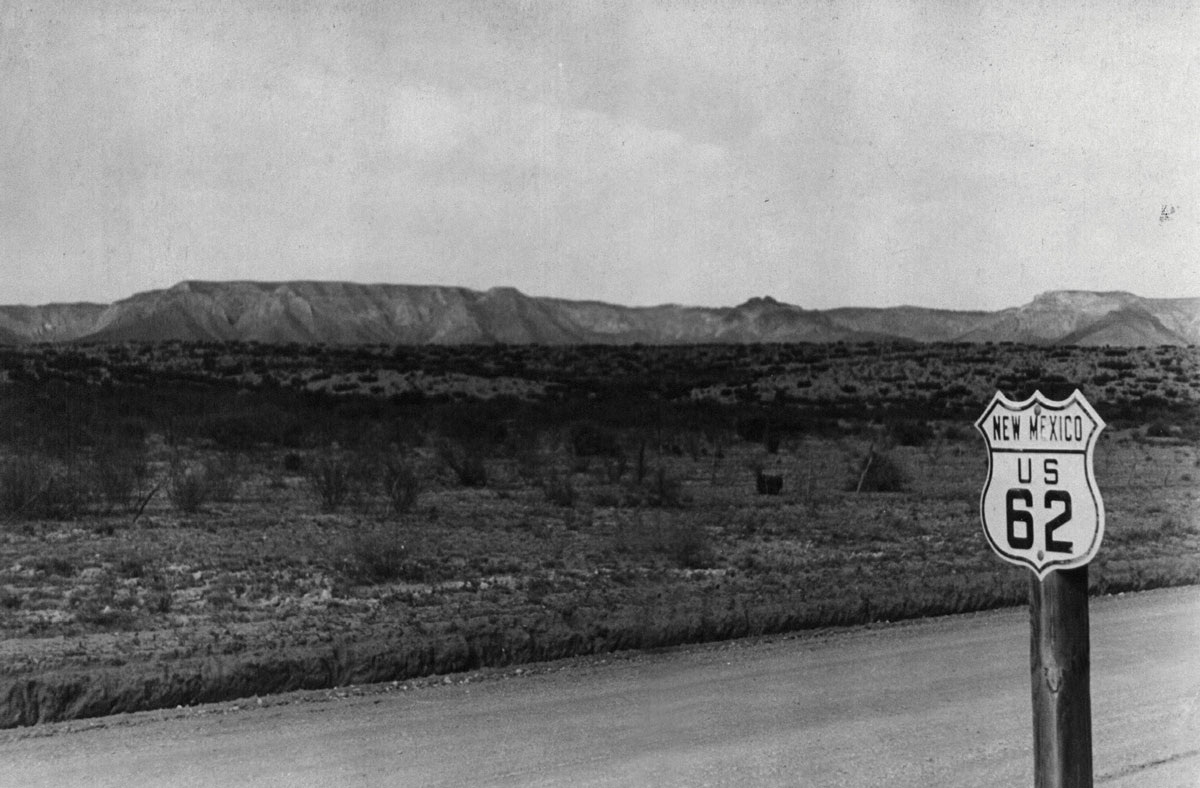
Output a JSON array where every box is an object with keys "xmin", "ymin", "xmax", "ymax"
[
  {"xmin": 976, "ymin": 391, "xmax": 1105, "ymax": 788},
  {"xmin": 1029, "ymin": 567, "xmax": 1092, "ymax": 788}
]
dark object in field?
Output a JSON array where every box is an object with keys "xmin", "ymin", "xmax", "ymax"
[
  {"xmin": 755, "ymin": 469, "xmax": 784, "ymax": 495},
  {"xmin": 851, "ymin": 447, "xmax": 908, "ymax": 493}
]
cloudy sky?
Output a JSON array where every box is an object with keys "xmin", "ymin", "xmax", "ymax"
[{"xmin": 0, "ymin": 0, "xmax": 1196, "ymax": 309}]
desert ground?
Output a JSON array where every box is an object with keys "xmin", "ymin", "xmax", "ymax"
[{"xmin": 0, "ymin": 341, "xmax": 1197, "ymax": 728}]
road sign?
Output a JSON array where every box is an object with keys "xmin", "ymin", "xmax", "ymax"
[{"xmin": 975, "ymin": 390, "xmax": 1105, "ymax": 579}]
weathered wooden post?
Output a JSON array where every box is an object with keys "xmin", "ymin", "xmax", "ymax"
[
  {"xmin": 1029, "ymin": 566, "xmax": 1092, "ymax": 787},
  {"xmin": 976, "ymin": 390, "xmax": 1105, "ymax": 788}
]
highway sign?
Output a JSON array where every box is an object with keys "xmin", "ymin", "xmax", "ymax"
[{"xmin": 975, "ymin": 390, "xmax": 1105, "ymax": 579}]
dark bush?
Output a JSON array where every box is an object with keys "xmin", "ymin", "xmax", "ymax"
[
  {"xmin": 1145, "ymin": 420, "xmax": 1175, "ymax": 438},
  {"xmin": 382, "ymin": 456, "xmax": 420, "ymax": 514},
  {"xmin": 644, "ymin": 466, "xmax": 685, "ymax": 508},
  {"xmin": 168, "ymin": 462, "xmax": 211, "ymax": 513},
  {"xmin": 659, "ymin": 519, "xmax": 715, "ymax": 569},
  {"xmin": 0, "ymin": 456, "xmax": 51, "ymax": 519},
  {"xmin": 42, "ymin": 470, "xmax": 92, "ymax": 519},
  {"xmin": 889, "ymin": 420, "xmax": 934, "ymax": 447},
  {"xmin": 31, "ymin": 555, "xmax": 75, "ymax": 577},
  {"xmin": 74, "ymin": 603, "xmax": 137, "ymax": 630},
  {"xmin": 146, "ymin": 588, "xmax": 172, "ymax": 614},
  {"xmin": 92, "ymin": 445, "xmax": 148, "ymax": 513},
  {"xmin": 307, "ymin": 452, "xmax": 365, "ymax": 511},
  {"xmin": 203, "ymin": 454, "xmax": 243, "ymax": 503},
  {"xmin": 0, "ymin": 587, "xmax": 21, "ymax": 610},
  {"xmin": 735, "ymin": 415, "xmax": 769, "ymax": 443},
  {"xmin": 940, "ymin": 423, "xmax": 974, "ymax": 443},
  {"xmin": 0, "ymin": 456, "xmax": 91, "ymax": 520},
  {"xmin": 438, "ymin": 441, "xmax": 488, "ymax": 488},
  {"xmin": 755, "ymin": 470, "xmax": 784, "ymax": 495},
  {"xmin": 764, "ymin": 429, "xmax": 781, "ymax": 454},
  {"xmin": 850, "ymin": 450, "xmax": 908, "ymax": 493}
]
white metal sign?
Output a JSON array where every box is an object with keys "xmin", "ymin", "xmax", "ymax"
[{"xmin": 976, "ymin": 390, "xmax": 1105, "ymax": 579}]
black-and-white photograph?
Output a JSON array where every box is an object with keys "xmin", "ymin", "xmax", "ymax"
[{"xmin": 0, "ymin": 2, "xmax": 1196, "ymax": 785}]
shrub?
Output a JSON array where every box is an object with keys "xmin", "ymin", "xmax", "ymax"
[
  {"xmin": 889, "ymin": 420, "xmax": 935, "ymax": 447},
  {"xmin": 115, "ymin": 555, "xmax": 147, "ymax": 578},
  {"xmin": 92, "ymin": 445, "xmax": 148, "ymax": 513},
  {"xmin": 597, "ymin": 455, "xmax": 627, "ymax": 484},
  {"xmin": 0, "ymin": 456, "xmax": 52, "ymax": 518},
  {"xmin": 308, "ymin": 452, "xmax": 361, "ymax": 511},
  {"xmin": 513, "ymin": 444, "xmax": 545, "ymax": 483},
  {"xmin": 74, "ymin": 603, "xmax": 136, "ymax": 630},
  {"xmin": 659, "ymin": 519, "xmax": 715, "ymax": 569},
  {"xmin": 39, "ymin": 469, "xmax": 92, "ymax": 519},
  {"xmin": 612, "ymin": 509, "xmax": 656, "ymax": 555},
  {"xmin": 382, "ymin": 456, "xmax": 420, "ymax": 514},
  {"xmin": 850, "ymin": 450, "xmax": 908, "ymax": 493},
  {"xmin": 438, "ymin": 441, "xmax": 488, "ymax": 488},
  {"xmin": 0, "ymin": 455, "xmax": 90, "ymax": 520},
  {"xmin": 1145, "ymin": 420, "xmax": 1175, "ymax": 438},
  {"xmin": 735, "ymin": 415, "xmax": 769, "ymax": 443},
  {"xmin": 146, "ymin": 588, "xmax": 172, "ymax": 614},
  {"xmin": 940, "ymin": 423, "xmax": 974, "ymax": 443},
  {"xmin": 282, "ymin": 452, "xmax": 305, "ymax": 473},
  {"xmin": 203, "ymin": 454, "xmax": 243, "ymax": 503},
  {"xmin": 32, "ymin": 555, "xmax": 75, "ymax": 576},
  {"xmin": 0, "ymin": 587, "xmax": 21, "ymax": 610},
  {"xmin": 644, "ymin": 466, "xmax": 685, "ymax": 508},
  {"xmin": 168, "ymin": 462, "xmax": 210, "ymax": 513}
]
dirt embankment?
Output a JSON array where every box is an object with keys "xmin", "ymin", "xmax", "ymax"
[
  {"xmin": 7, "ymin": 569, "xmax": 1200, "ymax": 729},
  {"xmin": 3, "ymin": 588, "xmax": 1198, "ymax": 788}
]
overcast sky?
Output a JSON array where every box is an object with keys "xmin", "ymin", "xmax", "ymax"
[{"xmin": 1, "ymin": 0, "xmax": 1196, "ymax": 309}]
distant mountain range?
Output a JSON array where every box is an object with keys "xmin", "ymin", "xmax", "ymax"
[{"xmin": 0, "ymin": 281, "xmax": 1196, "ymax": 346}]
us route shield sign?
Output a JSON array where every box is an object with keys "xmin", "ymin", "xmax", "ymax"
[{"xmin": 976, "ymin": 390, "xmax": 1105, "ymax": 579}]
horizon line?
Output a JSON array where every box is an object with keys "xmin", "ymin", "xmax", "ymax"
[{"xmin": 2, "ymin": 279, "xmax": 1189, "ymax": 314}]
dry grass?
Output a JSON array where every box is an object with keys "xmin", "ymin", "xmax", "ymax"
[{"xmin": 0, "ymin": 426, "xmax": 1195, "ymax": 726}]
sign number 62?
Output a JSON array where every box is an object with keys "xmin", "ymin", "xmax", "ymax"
[{"xmin": 1006, "ymin": 488, "xmax": 1073, "ymax": 554}]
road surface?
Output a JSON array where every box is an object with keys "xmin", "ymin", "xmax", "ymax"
[{"xmin": 2, "ymin": 587, "xmax": 1198, "ymax": 787}]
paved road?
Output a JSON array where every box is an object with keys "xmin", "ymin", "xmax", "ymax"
[{"xmin": 2, "ymin": 587, "xmax": 1198, "ymax": 787}]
